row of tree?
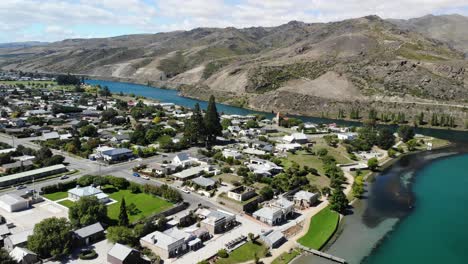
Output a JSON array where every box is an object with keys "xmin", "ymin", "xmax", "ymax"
[{"xmin": 183, "ymin": 96, "xmax": 222, "ymax": 147}]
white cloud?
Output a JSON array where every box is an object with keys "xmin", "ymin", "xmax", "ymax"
[{"xmin": 0, "ymin": 0, "xmax": 467, "ymax": 42}]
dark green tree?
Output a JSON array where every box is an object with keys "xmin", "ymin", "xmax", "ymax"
[
  {"xmin": 397, "ymin": 125, "xmax": 415, "ymax": 142},
  {"xmin": 119, "ymin": 198, "xmax": 129, "ymax": 227},
  {"xmin": 367, "ymin": 157, "xmax": 379, "ymax": 171},
  {"xmin": 376, "ymin": 128, "xmax": 395, "ymax": 150},
  {"xmin": 184, "ymin": 103, "xmax": 206, "ymax": 145},
  {"xmin": 329, "ymin": 189, "xmax": 349, "ymax": 214},
  {"xmin": 203, "ymin": 95, "xmax": 222, "ymax": 146},
  {"xmin": 69, "ymin": 196, "xmax": 108, "ymax": 227},
  {"xmin": 27, "ymin": 217, "xmax": 72, "ymax": 258}
]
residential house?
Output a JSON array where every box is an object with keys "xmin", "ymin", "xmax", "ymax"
[
  {"xmin": 68, "ymin": 185, "xmax": 109, "ymax": 203},
  {"xmin": 200, "ymin": 209, "xmax": 236, "ymax": 235},
  {"xmin": 252, "ymin": 197, "xmax": 294, "ymax": 226},
  {"xmin": 0, "ymin": 160, "xmax": 34, "ymax": 173},
  {"xmin": 227, "ymin": 186, "xmax": 257, "ymax": 202},
  {"xmin": 191, "ymin": 176, "xmax": 217, "ymax": 190},
  {"xmin": 42, "ymin": 131, "xmax": 60, "ymax": 140},
  {"xmin": 282, "ymin": 132, "xmax": 308, "ymax": 144},
  {"xmin": 247, "ymin": 158, "xmax": 282, "ymax": 177},
  {"xmin": 337, "ymin": 132, "xmax": 358, "ymax": 141},
  {"xmin": 172, "ymin": 166, "xmax": 216, "ymax": 181},
  {"xmin": 140, "ymin": 228, "xmax": 191, "ymax": 259},
  {"xmin": 9, "ymin": 247, "xmax": 38, "ymax": 264},
  {"xmin": 73, "ymin": 222, "xmax": 105, "ymax": 246},
  {"xmin": 260, "ymin": 230, "xmax": 286, "ymax": 248},
  {"xmin": 222, "ymin": 149, "xmax": 242, "ymax": 160},
  {"xmin": 4, "ymin": 229, "xmax": 33, "ymax": 251},
  {"xmin": 107, "ymin": 243, "xmax": 149, "ymax": 264},
  {"xmin": 293, "ymin": 191, "xmax": 319, "ymax": 208},
  {"xmin": 172, "ymin": 153, "xmax": 196, "ymax": 168},
  {"xmin": 100, "ymin": 148, "xmax": 134, "ymax": 162},
  {"xmin": 275, "ymin": 143, "xmax": 302, "ymax": 152}
]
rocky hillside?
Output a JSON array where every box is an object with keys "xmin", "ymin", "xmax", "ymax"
[
  {"xmin": 0, "ymin": 15, "xmax": 467, "ymax": 124},
  {"xmin": 388, "ymin": 14, "xmax": 468, "ymax": 55}
]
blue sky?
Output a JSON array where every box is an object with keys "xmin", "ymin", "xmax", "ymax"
[{"xmin": 0, "ymin": 0, "xmax": 467, "ymax": 43}]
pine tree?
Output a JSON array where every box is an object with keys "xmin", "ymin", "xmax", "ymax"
[
  {"xmin": 119, "ymin": 198, "xmax": 129, "ymax": 227},
  {"xmin": 203, "ymin": 95, "xmax": 222, "ymax": 146},
  {"xmin": 329, "ymin": 189, "xmax": 349, "ymax": 214},
  {"xmin": 184, "ymin": 103, "xmax": 205, "ymax": 145}
]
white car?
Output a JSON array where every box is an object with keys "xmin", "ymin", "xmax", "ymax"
[
  {"xmin": 181, "ymin": 188, "xmax": 190, "ymax": 194},
  {"xmin": 142, "ymin": 176, "xmax": 150, "ymax": 180}
]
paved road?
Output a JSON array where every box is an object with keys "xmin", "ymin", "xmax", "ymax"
[{"xmin": 0, "ymin": 133, "xmax": 223, "ymax": 211}]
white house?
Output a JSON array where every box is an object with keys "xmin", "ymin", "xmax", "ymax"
[
  {"xmin": 172, "ymin": 153, "xmax": 197, "ymax": 168},
  {"xmin": 282, "ymin": 133, "xmax": 308, "ymax": 144},
  {"xmin": 252, "ymin": 197, "xmax": 294, "ymax": 225},
  {"xmin": 68, "ymin": 185, "xmax": 109, "ymax": 203},
  {"xmin": 222, "ymin": 149, "xmax": 242, "ymax": 159},
  {"xmin": 337, "ymin": 132, "xmax": 358, "ymax": 140},
  {"xmin": 0, "ymin": 194, "xmax": 29, "ymax": 212}
]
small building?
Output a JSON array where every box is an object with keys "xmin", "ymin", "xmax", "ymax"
[
  {"xmin": 200, "ymin": 209, "xmax": 236, "ymax": 235},
  {"xmin": 227, "ymin": 186, "xmax": 257, "ymax": 202},
  {"xmin": 68, "ymin": 185, "xmax": 109, "ymax": 203},
  {"xmin": 282, "ymin": 133, "xmax": 308, "ymax": 144},
  {"xmin": 146, "ymin": 163, "xmax": 177, "ymax": 176},
  {"xmin": 0, "ymin": 164, "xmax": 67, "ymax": 187},
  {"xmin": 191, "ymin": 176, "xmax": 216, "ymax": 190},
  {"xmin": 9, "ymin": 247, "xmax": 38, "ymax": 264},
  {"xmin": 0, "ymin": 194, "xmax": 29, "ymax": 212},
  {"xmin": 0, "ymin": 160, "xmax": 34, "ymax": 173},
  {"xmin": 222, "ymin": 149, "xmax": 242, "ymax": 159},
  {"xmin": 107, "ymin": 243, "xmax": 148, "ymax": 264},
  {"xmin": 172, "ymin": 166, "xmax": 212, "ymax": 181},
  {"xmin": 293, "ymin": 191, "xmax": 319, "ymax": 208},
  {"xmin": 172, "ymin": 153, "xmax": 194, "ymax": 168},
  {"xmin": 252, "ymin": 197, "xmax": 294, "ymax": 226},
  {"xmin": 73, "ymin": 222, "xmax": 105, "ymax": 246},
  {"xmin": 42, "ymin": 131, "xmax": 60, "ymax": 140},
  {"xmin": 260, "ymin": 230, "xmax": 286, "ymax": 248},
  {"xmin": 140, "ymin": 228, "xmax": 189, "ymax": 259},
  {"xmin": 101, "ymin": 148, "xmax": 133, "ymax": 162},
  {"xmin": 4, "ymin": 229, "xmax": 33, "ymax": 251},
  {"xmin": 337, "ymin": 132, "xmax": 358, "ymax": 141}
]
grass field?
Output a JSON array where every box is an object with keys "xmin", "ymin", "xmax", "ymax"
[
  {"xmin": 216, "ymin": 241, "xmax": 268, "ymax": 264},
  {"xmin": 58, "ymin": 199, "xmax": 75, "ymax": 208},
  {"xmin": 0, "ymin": 80, "xmax": 75, "ymax": 91},
  {"xmin": 272, "ymin": 249, "xmax": 301, "ymax": 264},
  {"xmin": 43, "ymin": 191, "xmax": 68, "ymax": 201},
  {"xmin": 105, "ymin": 188, "xmax": 173, "ymax": 223},
  {"xmin": 297, "ymin": 207, "xmax": 340, "ymax": 250}
]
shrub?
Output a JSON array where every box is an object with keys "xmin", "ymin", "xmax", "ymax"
[
  {"xmin": 218, "ymin": 249, "xmax": 229, "ymax": 258},
  {"xmin": 79, "ymin": 249, "xmax": 97, "ymax": 260}
]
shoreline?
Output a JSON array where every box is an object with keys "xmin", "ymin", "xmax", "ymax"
[{"xmin": 84, "ymin": 77, "xmax": 468, "ymax": 133}]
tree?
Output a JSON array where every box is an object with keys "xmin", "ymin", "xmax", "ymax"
[
  {"xmin": 406, "ymin": 139, "xmax": 418, "ymax": 151},
  {"xmin": 352, "ymin": 176, "xmax": 365, "ymax": 198},
  {"xmin": 119, "ymin": 198, "xmax": 129, "ymax": 227},
  {"xmin": 248, "ymin": 232, "xmax": 255, "ymax": 241},
  {"xmin": 367, "ymin": 157, "xmax": 379, "ymax": 171},
  {"xmin": 376, "ymin": 128, "xmax": 395, "ymax": 150},
  {"xmin": 260, "ymin": 186, "xmax": 274, "ymax": 200},
  {"xmin": 0, "ymin": 248, "xmax": 16, "ymax": 264},
  {"xmin": 79, "ymin": 124, "xmax": 98, "ymax": 137},
  {"xmin": 27, "ymin": 217, "xmax": 72, "ymax": 258},
  {"xmin": 397, "ymin": 125, "xmax": 415, "ymax": 142},
  {"xmin": 217, "ymin": 249, "xmax": 229, "ymax": 258},
  {"xmin": 106, "ymin": 226, "xmax": 137, "ymax": 246},
  {"xmin": 329, "ymin": 189, "xmax": 349, "ymax": 213},
  {"xmin": 245, "ymin": 119, "xmax": 259, "ymax": 129},
  {"xmin": 69, "ymin": 196, "xmax": 108, "ymax": 227},
  {"xmin": 184, "ymin": 103, "xmax": 206, "ymax": 145},
  {"xmin": 99, "ymin": 86, "xmax": 112, "ymax": 97},
  {"xmin": 203, "ymin": 95, "xmax": 222, "ymax": 146}
]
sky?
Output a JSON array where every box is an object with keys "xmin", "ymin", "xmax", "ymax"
[{"xmin": 1, "ymin": 0, "xmax": 467, "ymax": 43}]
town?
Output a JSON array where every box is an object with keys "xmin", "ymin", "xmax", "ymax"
[{"xmin": 0, "ymin": 76, "xmax": 447, "ymax": 264}]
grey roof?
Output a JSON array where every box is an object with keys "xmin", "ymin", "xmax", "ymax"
[
  {"xmin": 173, "ymin": 166, "xmax": 206, "ymax": 179},
  {"xmin": 7, "ymin": 229, "xmax": 33, "ymax": 245},
  {"xmin": 294, "ymin": 191, "xmax": 318, "ymax": 201},
  {"xmin": 108, "ymin": 243, "xmax": 134, "ymax": 261},
  {"xmin": 68, "ymin": 185, "xmax": 102, "ymax": 197},
  {"xmin": 141, "ymin": 229, "xmax": 186, "ymax": 250},
  {"xmin": 73, "ymin": 222, "xmax": 104, "ymax": 239},
  {"xmin": 192, "ymin": 176, "xmax": 216, "ymax": 187},
  {"xmin": 0, "ymin": 194, "xmax": 27, "ymax": 206},
  {"xmin": 2, "ymin": 160, "xmax": 33, "ymax": 169},
  {"xmin": 102, "ymin": 148, "xmax": 132, "ymax": 156},
  {"xmin": 9, "ymin": 247, "xmax": 37, "ymax": 262},
  {"xmin": 174, "ymin": 153, "xmax": 190, "ymax": 161},
  {"xmin": 0, "ymin": 164, "xmax": 66, "ymax": 184},
  {"xmin": 253, "ymin": 207, "xmax": 281, "ymax": 220},
  {"xmin": 42, "ymin": 131, "xmax": 60, "ymax": 140},
  {"xmin": 262, "ymin": 230, "xmax": 285, "ymax": 246},
  {"xmin": 0, "ymin": 224, "xmax": 11, "ymax": 236}
]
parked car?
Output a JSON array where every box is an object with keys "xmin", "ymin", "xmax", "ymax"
[
  {"xmin": 133, "ymin": 172, "xmax": 140, "ymax": 177},
  {"xmin": 16, "ymin": 185, "xmax": 26, "ymax": 190},
  {"xmin": 142, "ymin": 176, "xmax": 150, "ymax": 180},
  {"xmin": 60, "ymin": 175, "xmax": 69, "ymax": 180}
]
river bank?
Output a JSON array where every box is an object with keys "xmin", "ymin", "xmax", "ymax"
[
  {"xmin": 293, "ymin": 143, "xmax": 467, "ymax": 264},
  {"xmin": 84, "ymin": 78, "xmax": 468, "ymax": 132}
]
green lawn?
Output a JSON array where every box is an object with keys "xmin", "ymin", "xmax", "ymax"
[
  {"xmin": 298, "ymin": 207, "xmax": 340, "ymax": 250},
  {"xmin": 58, "ymin": 199, "xmax": 75, "ymax": 208},
  {"xmin": 272, "ymin": 249, "xmax": 301, "ymax": 264},
  {"xmin": 105, "ymin": 189, "xmax": 173, "ymax": 223},
  {"xmin": 216, "ymin": 241, "xmax": 268, "ymax": 264},
  {"xmin": 43, "ymin": 191, "xmax": 68, "ymax": 201}
]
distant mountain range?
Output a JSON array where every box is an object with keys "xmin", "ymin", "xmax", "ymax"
[
  {"xmin": 0, "ymin": 14, "xmax": 466, "ymax": 124},
  {"xmin": 0, "ymin": 41, "xmax": 48, "ymax": 49}
]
